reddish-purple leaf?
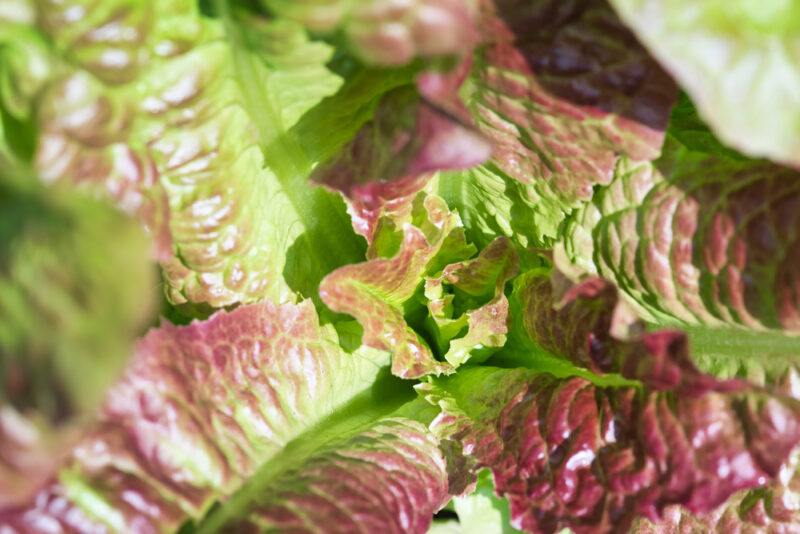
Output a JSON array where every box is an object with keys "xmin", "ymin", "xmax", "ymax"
[
  {"xmin": 421, "ymin": 367, "xmax": 800, "ymax": 533},
  {"xmin": 313, "ymin": 64, "xmax": 490, "ymax": 243},
  {"xmin": 0, "ymin": 300, "xmax": 433, "ymax": 532},
  {"xmin": 471, "ymin": 0, "xmax": 676, "ymax": 202}
]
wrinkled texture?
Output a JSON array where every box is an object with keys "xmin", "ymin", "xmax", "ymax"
[
  {"xmin": 631, "ymin": 368, "xmax": 800, "ymax": 533},
  {"xmin": 0, "ymin": 301, "xmax": 391, "ymax": 532},
  {"xmin": 610, "ymin": 0, "xmax": 800, "ymax": 167},
  {"xmin": 422, "ymin": 367, "xmax": 800, "ymax": 533},
  {"xmin": 6, "ymin": 0, "xmax": 800, "ymax": 532},
  {"xmin": 320, "ymin": 194, "xmax": 473, "ymax": 378},
  {"xmin": 508, "ymin": 272, "xmax": 742, "ymax": 393},
  {"xmin": 443, "ymin": 0, "xmax": 676, "ymax": 245},
  {"xmin": 559, "ymin": 143, "xmax": 800, "ymax": 332},
  {"xmin": 29, "ymin": 0, "xmax": 357, "ymax": 307},
  {"xmin": 215, "ymin": 418, "xmax": 449, "ymax": 534},
  {"xmin": 265, "ymin": 0, "xmax": 479, "ymax": 65},
  {"xmin": 425, "ymin": 237, "xmax": 518, "ymax": 367}
]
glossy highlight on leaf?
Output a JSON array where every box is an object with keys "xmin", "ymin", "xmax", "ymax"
[
  {"xmin": 6, "ymin": 0, "xmax": 800, "ymax": 531},
  {"xmin": 0, "ymin": 300, "xmax": 392, "ymax": 532},
  {"xmin": 559, "ymin": 142, "xmax": 800, "ymax": 333},
  {"xmin": 422, "ymin": 366, "xmax": 800, "ymax": 533},
  {"xmin": 27, "ymin": 0, "xmax": 359, "ymax": 307}
]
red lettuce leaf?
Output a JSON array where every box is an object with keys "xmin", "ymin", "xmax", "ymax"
[
  {"xmin": 0, "ymin": 300, "xmax": 443, "ymax": 532},
  {"xmin": 509, "ymin": 272, "xmax": 741, "ymax": 394},
  {"xmin": 312, "ymin": 63, "xmax": 490, "ymax": 243},
  {"xmin": 437, "ymin": 0, "xmax": 678, "ymax": 247},
  {"xmin": 212, "ymin": 417, "xmax": 449, "ymax": 533},
  {"xmin": 559, "ymin": 142, "xmax": 800, "ymax": 333},
  {"xmin": 421, "ymin": 366, "xmax": 800, "ymax": 533}
]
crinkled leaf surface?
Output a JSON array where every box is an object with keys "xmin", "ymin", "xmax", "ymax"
[
  {"xmin": 609, "ymin": 0, "xmax": 800, "ymax": 167},
  {"xmin": 320, "ymin": 194, "xmax": 474, "ymax": 378},
  {"xmin": 421, "ymin": 365, "xmax": 800, "ymax": 533},
  {"xmin": 321, "ymin": 193, "xmax": 521, "ymax": 379},
  {"xmin": 0, "ymin": 300, "xmax": 452, "ymax": 533},
  {"xmin": 424, "ymin": 268, "xmax": 800, "ymax": 532},
  {"xmin": 631, "ymin": 373, "xmax": 800, "ymax": 533},
  {"xmin": 504, "ymin": 272, "xmax": 728, "ymax": 392},
  {"xmin": 559, "ymin": 141, "xmax": 800, "ymax": 333},
  {"xmin": 631, "ymin": 450, "xmax": 800, "ymax": 533},
  {"xmin": 27, "ymin": 0, "xmax": 363, "ymax": 307},
  {"xmin": 198, "ymin": 411, "xmax": 449, "ymax": 533},
  {"xmin": 425, "ymin": 237, "xmax": 518, "ymax": 367},
  {"xmin": 439, "ymin": 0, "xmax": 676, "ymax": 247},
  {"xmin": 311, "ymin": 67, "xmax": 491, "ymax": 242}
]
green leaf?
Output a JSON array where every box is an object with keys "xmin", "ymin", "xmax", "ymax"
[
  {"xmin": 452, "ymin": 470, "xmax": 521, "ymax": 534},
  {"xmin": 29, "ymin": 0, "xmax": 364, "ymax": 308},
  {"xmin": 320, "ymin": 193, "xmax": 474, "ymax": 378},
  {"xmin": 609, "ymin": 0, "xmax": 800, "ymax": 167},
  {"xmin": 425, "ymin": 237, "xmax": 518, "ymax": 367},
  {"xmin": 666, "ymin": 93, "xmax": 747, "ymax": 160}
]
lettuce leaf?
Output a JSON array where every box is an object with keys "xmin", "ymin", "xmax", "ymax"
[
  {"xmin": 631, "ymin": 451, "xmax": 800, "ymax": 532},
  {"xmin": 320, "ymin": 193, "xmax": 474, "ymax": 378},
  {"xmin": 609, "ymin": 0, "xmax": 800, "ymax": 167},
  {"xmin": 0, "ymin": 300, "xmax": 452, "ymax": 532},
  {"xmin": 559, "ymin": 140, "xmax": 800, "ymax": 333},
  {"xmin": 6, "ymin": 0, "xmax": 800, "ymax": 532},
  {"xmin": 0, "ymin": 171, "xmax": 155, "ymax": 422},
  {"xmin": 264, "ymin": 0, "xmax": 480, "ymax": 65},
  {"xmin": 421, "ymin": 365, "xmax": 800, "ymax": 533},
  {"xmin": 311, "ymin": 64, "xmax": 491, "ymax": 242},
  {"xmin": 425, "ymin": 236, "xmax": 518, "ymax": 367},
  {"xmin": 28, "ymin": 0, "xmax": 363, "ymax": 307},
  {"xmin": 439, "ymin": 0, "xmax": 677, "ymax": 247}
]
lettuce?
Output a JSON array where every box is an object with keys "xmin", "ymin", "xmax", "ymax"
[
  {"xmin": 3, "ymin": 0, "xmax": 800, "ymax": 532},
  {"xmin": 609, "ymin": 0, "xmax": 800, "ymax": 167}
]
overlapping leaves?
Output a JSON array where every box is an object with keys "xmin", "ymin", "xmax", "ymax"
[
  {"xmin": 0, "ymin": 301, "xmax": 450, "ymax": 532},
  {"xmin": 421, "ymin": 271, "xmax": 800, "ymax": 533},
  {"xmin": 4, "ymin": 0, "xmax": 800, "ymax": 532},
  {"xmin": 610, "ymin": 0, "xmax": 800, "ymax": 167},
  {"xmin": 558, "ymin": 140, "xmax": 800, "ymax": 333}
]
